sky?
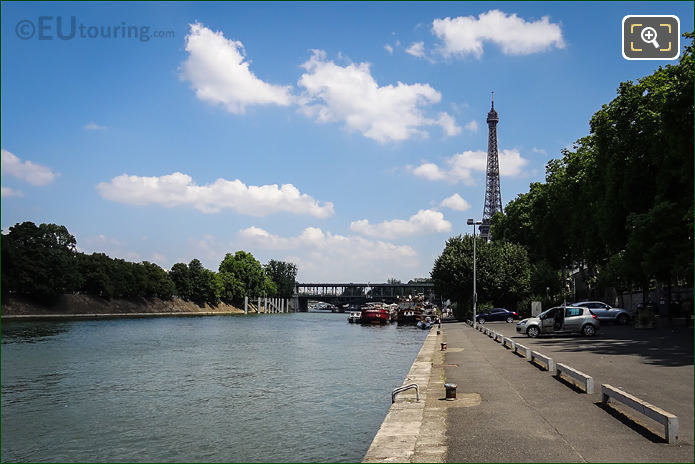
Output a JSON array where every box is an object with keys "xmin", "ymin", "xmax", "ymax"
[{"xmin": 2, "ymin": 1, "xmax": 693, "ymax": 283}]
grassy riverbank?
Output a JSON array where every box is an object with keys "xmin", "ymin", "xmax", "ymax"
[{"xmin": 1, "ymin": 294, "xmax": 244, "ymax": 319}]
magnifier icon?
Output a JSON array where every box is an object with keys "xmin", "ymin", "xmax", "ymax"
[{"xmin": 641, "ymin": 27, "xmax": 660, "ymax": 49}]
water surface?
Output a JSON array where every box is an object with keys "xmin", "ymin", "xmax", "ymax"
[{"xmin": 1, "ymin": 313, "xmax": 427, "ymax": 462}]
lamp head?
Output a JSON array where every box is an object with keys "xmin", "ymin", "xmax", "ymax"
[{"xmin": 467, "ymin": 219, "xmax": 474, "ymax": 225}]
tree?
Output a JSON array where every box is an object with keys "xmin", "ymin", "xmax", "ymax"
[
  {"xmin": 170, "ymin": 262, "xmax": 192, "ymax": 301},
  {"xmin": 218, "ymin": 251, "xmax": 267, "ymax": 298},
  {"xmin": 77, "ymin": 252, "xmax": 116, "ymax": 299},
  {"xmin": 1, "ymin": 222, "xmax": 82, "ymax": 297},
  {"xmin": 141, "ymin": 261, "xmax": 175, "ymax": 300},
  {"xmin": 431, "ymin": 235, "xmax": 530, "ymax": 319},
  {"xmin": 490, "ymin": 33, "xmax": 694, "ymax": 300},
  {"xmin": 188, "ymin": 259, "xmax": 220, "ymax": 306},
  {"xmin": 217, "ymin": 271, "xmax": 244, "ymax": 305},
  {"xmin": 264, "ymin": 260, "xmax": 298, "ymax": 298}
]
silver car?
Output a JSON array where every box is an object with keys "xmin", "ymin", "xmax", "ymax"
[
  {"xmin": 516, "ymin": 306, "xmax": 599, "ymax": 338},
  {"xmin": 572, "ymin": 301, "xmax": 633, "ymax": 325}
]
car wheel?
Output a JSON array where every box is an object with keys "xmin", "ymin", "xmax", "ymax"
[
  {"xmin": 478, "ymin": 317, "xmax": 485, "ymax": 324},
  {"xmin": 582, "ymin": 324, "xmax": 596, "ymax": 336},
  {"xmin": 616, "ymin": 314, "xmax": 629, "ymax": 325},
  {"xmin": 527, "ymin": 326, "xmax": 540, "ymax": 338},
  {"xmin": 506, "ymin": 316, "xmax": 514, "ymax": 323}
]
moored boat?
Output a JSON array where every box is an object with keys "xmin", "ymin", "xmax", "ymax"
[
  {"xmin": 348, "ymin": 311, "xmax": 362, "ymax": 323},
  {"xmin": 361, "ymin": 303, "xmax": 390, "ymax": 324}
]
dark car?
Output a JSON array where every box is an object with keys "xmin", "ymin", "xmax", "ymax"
[{"xmin": 476, "ymin": 308, "xmax": 519, "ymax": 323}]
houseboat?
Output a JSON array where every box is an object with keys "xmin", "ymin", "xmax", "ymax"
[{"xmin": 361, "ymin": 303, "xmax": 390, "ymax": 324}]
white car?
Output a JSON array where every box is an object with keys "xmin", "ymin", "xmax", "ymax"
[
  {"xmin": 572, "ymin": 301, "xmax": 634, "ymax": 325},
  {"xmin": 516, "ymin": 306, "xmax": 600, "ymax": 337}
]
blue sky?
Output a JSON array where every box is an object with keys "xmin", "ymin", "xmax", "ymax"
[{"xmin": 2, "ymin": 1, "xmax": 693, "ymax": 282}]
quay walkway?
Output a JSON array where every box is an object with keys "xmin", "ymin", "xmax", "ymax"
[{"xmin": 365, "ymin": 320, "xmax": 693, "ymax": 462}]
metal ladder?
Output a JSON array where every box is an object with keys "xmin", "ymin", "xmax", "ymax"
[{"xmin": 391, "ymin": 383, "xmax": 419, "ymax": 403}]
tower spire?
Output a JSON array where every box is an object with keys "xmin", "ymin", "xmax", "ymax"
[{"xmin": 479, "ymin": 94, "xmax": 503, "ymax": 241}]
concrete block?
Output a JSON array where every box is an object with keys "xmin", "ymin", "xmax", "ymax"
[
  {"xmin": 555, "ymin": 362, "xmax": 594, "ymax": 394},
  {"xmin": 530, "ymin": 350, "xmax": 555, "ymax": 374},
  {"xmin": 601, "ymin": 384, "xmax": 679, "ymax": 443}
]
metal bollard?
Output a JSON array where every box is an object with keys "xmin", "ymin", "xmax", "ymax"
[
  {"xmin": 445, "ymin": 383, "xmax": 457, "ymax": 399},
  {"xmin": 441, "ymin": 342, "xmax": 447, "ymax": 351}
]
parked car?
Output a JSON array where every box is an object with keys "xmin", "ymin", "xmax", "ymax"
[
  {"xmin": 571, "ymin": 301, "xmax": 634, "ymax": 325},
  {"xmin": 476, "ymin": 308, "xmax": 519, "ymax": 323},
  {"xmin": 516, "ymin": 306, "xmax": 599, "ymax": 337}
]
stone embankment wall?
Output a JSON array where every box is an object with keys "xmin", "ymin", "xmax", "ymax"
[{"xmin": 1, "ymin": 294, "xmax": 244, "ymax": 318}]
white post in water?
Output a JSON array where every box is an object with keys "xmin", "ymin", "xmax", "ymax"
[
  {"xmin": 258, "ymin": 296, "xmax": 261, "ymax": 313},
  {"xmin": 264, "ymin": 297, "xmax": 267, "ymax": 313},
  {"xmin": 244, "ymin": 296, "xmax": 248, "ymax": 315}
]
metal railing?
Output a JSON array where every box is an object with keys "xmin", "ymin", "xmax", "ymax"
[{"xmin": 391, "ymin": 383, "xmax": 419, "ymax": 403}]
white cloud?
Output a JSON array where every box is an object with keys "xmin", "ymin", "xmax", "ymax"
[
  {"xmin": 1, "ymin": 149, "xmax": 57, "ymax": 186},
  {"xmin": 406, "ymin": 41, "xmax": 425, "ymax": 57},
  {"xmin": 84, "ymin": 122, "xmax": 106, "ymax": 130},
  {"xmin": 464, "ymin": 120, "xmax": 479, "ymax": 132},
  {"xmin": 384, "ymin": 44, "xmax": 394, "ymax": 54},
  {"xmin": 237, "ymin": 226, "xmax": 418, "ymax": 281},
  {"xmin": 96, "ymin": 172, "xmax": 334, "ymax": 217},
  {"xmin": 1, "ymin": 187, "xmax": 23, "ymax": 198},
  {"xmin": 437, "ymin": 113, "xmax": 462, "ymax": 136},
  {"xmin": 409, "ymin": 148, "xmax": 529, "ymax": 184},
  {"xmin": 181, "ymin": 23, "xmax": 293, "ymax": 114},
  {"xmin": 432, "ymin": 10, "xmax": 565, "ymax": 59},
  {"xmin": 440, "ymin": 193, "xmax": 471, "ymax": 211},
  {"xmin": 297, "ymin": 50, "xmax": 455, "ymax": 143},
  {"xmin": 350, "ymin": 209, "xmax": 452, "ymax": 239},
  {"xmin": 407, "ymin": 162, "xmax": 446, "ymax": 181}
]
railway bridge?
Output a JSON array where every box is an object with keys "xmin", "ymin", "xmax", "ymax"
[{"xmin": 294, "ymin": 282, "xmax": 436, "ymax": 311}]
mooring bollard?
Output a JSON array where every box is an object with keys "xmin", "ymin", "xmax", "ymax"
[
  {"xmin": 441, "ymin": 342, "xmax": 447, "ymax": 351},
  {"xmin": 445, "ymin": 383, "xmax": 457, "ymax": 399}
]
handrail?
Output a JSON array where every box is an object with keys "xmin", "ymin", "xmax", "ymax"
[{"xmin": 391, "ymin": 383, "xmax": 419, "ymax": 403}]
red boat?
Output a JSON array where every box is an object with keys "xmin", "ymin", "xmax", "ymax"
[{"xmin": 361, "ymin": 304, "xmax": 390, "ymax": 324}]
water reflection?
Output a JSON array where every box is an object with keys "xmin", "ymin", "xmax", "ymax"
[{"xmin": 1, "ymin": 322, "xmax": 69, "ymax": 344}]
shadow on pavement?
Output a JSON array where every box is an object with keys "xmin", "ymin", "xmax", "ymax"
[
  {"xmin": 594, "ymin": 401, "xmax": 665, "ymax": 443},
  {"xmin": 522, "ymin": 326, "xmax": 694, "ymax": 367}
]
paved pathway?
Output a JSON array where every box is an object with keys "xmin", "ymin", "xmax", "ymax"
[{"xmin": 442, "ymin": 321, "xmax": 693, "ymax": 462}]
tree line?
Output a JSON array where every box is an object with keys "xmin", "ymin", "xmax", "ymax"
[
  {"xmin": 432, "ymin": 33, "xmax": 693, "ymax": 319},
  {"xmin": 1, "ymin": 221, "xmax": 298, "ymax": 307}
]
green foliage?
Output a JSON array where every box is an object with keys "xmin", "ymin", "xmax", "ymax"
[
  {"xmin": 431, "ymin": 234, "xmax": 531, "ymax": 320},
  {"xmin": 219, "ymin": 251, "xmax": 268, "ymax": 299},
  {"xmin": 490, "ymin": 32, "xmax": 694, "ymax": 296},
  {"xmin": 264, "ymin": 260, "xmax": 298, "ymax": 298},
  {"xmin": 217, "ymin": 271, "xmax": 245, "ymax": 304},
  {"xmin": 188, "ymin": 259, "xmax": 221, "ymax": 306},
  {"xmin": 2, "ymin": 221, "xmax": 295, "ymax": 307},
  {"xmin": 170, "ymin": 263, "xmax": 192, "ymax": 301},
  {"xmin": 2, "ymin": 222, "xmax": 81, "ymax": 297}
]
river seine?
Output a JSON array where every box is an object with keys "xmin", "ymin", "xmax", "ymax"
[{"xmin": 1, "ymin": 312, "xmax": 428, "ymax": 462}]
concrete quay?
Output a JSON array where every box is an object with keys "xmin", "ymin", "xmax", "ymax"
[
  {"xmin": 363, "ymin": 326, "xmax": 449, "ymax": 463},
  {"xmin": 365, "ymin": 320, "xmax": 693, "ymax": 462}
]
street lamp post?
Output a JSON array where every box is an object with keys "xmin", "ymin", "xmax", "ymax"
[{"xmin": 467, "ymin": 219, "xmax": 482, "ymax": 327}]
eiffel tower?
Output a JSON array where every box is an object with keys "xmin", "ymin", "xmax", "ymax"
[{"xmin": 479, "ymin": 92, "xmax": 503, "ymax": 241}]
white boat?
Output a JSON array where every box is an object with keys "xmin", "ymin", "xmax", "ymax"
[{"xmin": 347, "ymin": 311, "xmax": 362, "ymax": 323}]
